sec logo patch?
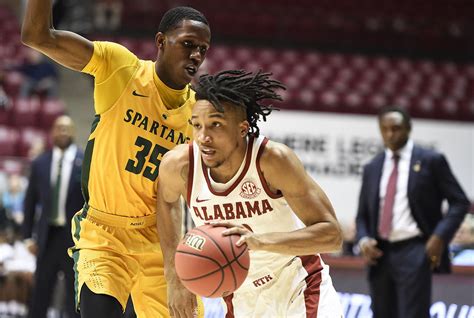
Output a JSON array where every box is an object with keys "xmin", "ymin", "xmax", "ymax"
[{"xmin": 240, "ymin": 180, "xmax": 261, "ymax": 199}]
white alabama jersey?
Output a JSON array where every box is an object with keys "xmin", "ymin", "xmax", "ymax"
[
  {"xmin": 187, "ymin": 136, "xmax": 342, "ymax": 317},
  {"xmin": 188, "ymin": 135, "xmax": 305, "ymax": 273},
  {"xmin": 187, "ymin": 136, "xmax": 336, "ymax": 285}
]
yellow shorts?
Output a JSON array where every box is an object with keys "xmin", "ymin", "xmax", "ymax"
[{"xmin": 69, "ymin": 205, "xmax": 204, "ymax": 318}]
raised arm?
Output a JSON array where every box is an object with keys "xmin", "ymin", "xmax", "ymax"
[
  {"xmin": 21, "ymin": 0, "xmax": 94, "ymax": 71},
  {"xmin": 156, "ymin": 144, "xmax": 197, "ymax": 318}
]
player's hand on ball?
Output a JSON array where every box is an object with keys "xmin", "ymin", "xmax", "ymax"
[
  {"xmin": 176, "ymin": 224, "xmax": 250, "ymax": 297},
  {"xmin": 208, "ymin": 221, "xmax": 260, "ymax": 250},
  {"xmin": 167, "ymin": 279, "xmax": 198, "ymax": 318}
]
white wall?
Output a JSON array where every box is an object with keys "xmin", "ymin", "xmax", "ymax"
[{"xmin": 259, "ymin": 110, "xmax": 473, "ymax": 227}]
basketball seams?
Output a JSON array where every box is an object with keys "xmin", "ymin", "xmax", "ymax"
[
  {"xmin": 176, "ymin": 225, "xmax": 249, "ymax": 298},
  {"xmin": 229, "ymin": 235, "xmax": 249, "ymax": 271},
  {"xmin": 175, "ymin": 250, "xmax": 226, "ymax": 297},
  {"xmin": 194, "ymin": 227, "xmax": 232, "ymax": 264},
  {"xmin": 175, "ymin": 250, "xmax": 225, "ymax": 280},
  {"xmin": 195, "ymin": 227, "xmax": 239, "ymax": 291},
  {"xmin": 227, "ymin": 235, "xmax": 239, "ymax": 290}
]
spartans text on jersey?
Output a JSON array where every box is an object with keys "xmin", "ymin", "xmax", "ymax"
[{"xmin": 124, "ymin": 109, "xmax": 190, "ymax": 145}]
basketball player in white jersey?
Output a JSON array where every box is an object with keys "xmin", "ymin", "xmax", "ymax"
[{"xmin": 157, "ymin": 70, "xmax": 343, "ymax": 317}]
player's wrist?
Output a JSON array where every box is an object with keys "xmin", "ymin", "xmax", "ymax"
[
  {"xmin": 164, "ymin": 271, "xmax": 179, "ymax": 282},
  {"xmin": 245, "ymin": 232, "xmax": 266, "ymax": 250},
  {"xmin": 165, "ymin": 269, "xmax": 185, "ymax": 286}
]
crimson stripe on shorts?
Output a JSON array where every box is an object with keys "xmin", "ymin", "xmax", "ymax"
[
  {"xmin": 224, "ymin": 293, "xmax": 235, "ymax": 318},
  {"xmin": 186, "ymin": 143, "xmax": 195, "ymax": 207},
  {"xmin": 299, "ymin": 255, "xmax": 323, "ymax": 317}
]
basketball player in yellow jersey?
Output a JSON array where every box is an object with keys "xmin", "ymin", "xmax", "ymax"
[{"xmin": 22, "ymin": 1, "xmax": 211, "ymax": 317}]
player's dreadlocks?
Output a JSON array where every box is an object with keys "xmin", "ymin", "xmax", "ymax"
[{"xmin": 193, "ymin": 70, "xmax": 286, "ymax": 137}]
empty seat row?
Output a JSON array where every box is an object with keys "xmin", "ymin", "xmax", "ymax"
[
  {"xmin": 0, "ymin": 97, "xmax": 65, "ymax": 129},
  {"xmin": 117, "ymin": 1, "xmax": 471, "ymax": 52},
  {"xmin": 88, "ymin": 38, "xmax": 474, "ymax": 122},
  {"xmin": 0, "ymin": 126, "xmax": 47, "ymax": 158}
]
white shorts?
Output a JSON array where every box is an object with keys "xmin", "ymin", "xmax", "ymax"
[{"xmin": 223, "ymin": 255, "xmax": 343, "ymax": 318}]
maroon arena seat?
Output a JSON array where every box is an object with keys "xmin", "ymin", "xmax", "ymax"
[
  {"xmin": 39, "ymin": 98, "xmax": 66, "ymax": 129},
  {"xmin": 11, "ymin": 97, "xmax": 41, "ymax": 127},
  {"xmin": 18, "ymin": 127, "xmax": 47, "ymax": 158},
  {"xmin": 0, "ymin": 126, "xmax": 20, "ymax": 156}
]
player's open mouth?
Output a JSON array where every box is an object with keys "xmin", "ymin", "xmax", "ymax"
[
  {"xmin": 186, "ymin": 66, "xmax": 197, "ymax": 76},
  {"xmin": 201, "ymin": 148, "xmax": 215, "ymax": 157}
]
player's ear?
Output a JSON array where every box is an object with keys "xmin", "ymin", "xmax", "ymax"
[
  {"xmin": 239, "ymin": 121, "xmax": 250, "ymax": 137},
  {"xmin": 155, "ymin": 32, "xmax": 166, "ymax": 49}
]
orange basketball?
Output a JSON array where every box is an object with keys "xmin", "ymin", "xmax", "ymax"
[{"xmin": 175, "ymin": 224, "xmax": 250, "ymax": 298}]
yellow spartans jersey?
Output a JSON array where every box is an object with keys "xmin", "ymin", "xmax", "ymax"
[{"xmin": 81, "ymin": 42, "xmax": 194, "ymax": 217}]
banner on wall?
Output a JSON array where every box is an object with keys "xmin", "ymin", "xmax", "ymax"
[
  {"xmin": 259, "ymin": 110, "xmax": 474, "ymax": 226},
  {"xmin": 340, "ymin": 293, "xmax": 474, "ymax": 318}
]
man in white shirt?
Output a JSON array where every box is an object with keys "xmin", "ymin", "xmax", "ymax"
[
  {"xmin": 356, "ymin": 106, "xmax": 469, "ymax": 318},
  {"xmin": 23, "ymin": 115, "xmax": 84, "ymax": 318}
]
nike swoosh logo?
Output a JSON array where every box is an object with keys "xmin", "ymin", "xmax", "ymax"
[
  {"xmin": 196, "ymin": 197, "xmax": 210, "ymax": 203},
  {"xmin": 132, "ymin": 90, "xmax": 149, "ymax": 98}
]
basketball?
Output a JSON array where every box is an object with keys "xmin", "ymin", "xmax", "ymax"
[{"xmin": 175, "ymin": 224, "xmax": 250, "ymax": 298}]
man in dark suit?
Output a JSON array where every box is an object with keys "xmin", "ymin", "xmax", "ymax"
[
  {"xmin": 23, "ymin": 115, "xmax": 83, "ymax": 318},
  {"xmin": 355, "ymin": 106, "xmax": 469, "ymax": 318}
]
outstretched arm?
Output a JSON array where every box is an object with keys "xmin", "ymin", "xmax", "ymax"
[
  {"xmin": 21, "ymin": 0, "xmax": 93, "ymax": 71},
  {"xmin": 156, "ymin": 145, "xmax": 197, "ymax": 318},
  {"xmin": 219, "ymin": 141, "xmax": 343, "ymax": 255}
]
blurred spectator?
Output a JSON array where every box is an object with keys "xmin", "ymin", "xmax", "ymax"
[
  {"xmin": 450, "ymin": 214, "xmax": 474, "ymax": 265},
  {"xmin": 356, "ymin": 106, "xmax": 469, "ymax": 318},
  {"xmin": 0, "ymin": 204, "xmax": 8, "ymax": 231},
  {"xmin": 94, "ymin": 0, "xmax": 123, "ymax": 32},
  {"xmin": 22, "ymin": 115, "xmax": 83, "ymax": 318},
  {"xmin": 15, "ymin": 49, "xmax": 59, "ymax": 98},
  {"xmin": 0, "ymin": 226, "xmax": 36, "ymax": 274},
  {"xmin": 0, "ymin": 71, "xmax": 11, "ymax": 109},
  {"xmin": 0, "ymin": 86, "xmax": 10, "ymax": 109},
  {"xmin": 0, "ymin": 172, "xmax": 8, "ymax": 197},
  {"xmin": 0, "ymin": 225, "xmax": 35, "ymax": 317},
  {"xmin": 27, "ymin": 138, "xmax": 46, "ymax": 161},
  {"xmin": 2, "ymin": 174, "xmax": 26, "ymax": 229}
]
